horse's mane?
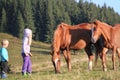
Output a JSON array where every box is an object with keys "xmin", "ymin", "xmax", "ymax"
[
  {"xmin": 75, "ymin": 23, "xmax": 92, "ymax": 29},
  {"xmin": 113, "ymin": 24, "xmax": 120, "ymax": 29},
  {"xmin": 65, "ymin": 23, "xmax": 92, "ymax": 30},
  {"xmin": 93, "ymin": 20, "xmax": 112, "ymax": 28},
  {"xmin": 53, "ymin": 24, "xmax": 62, "ymax": 53},
  {"xmin": 53, "ymin": 23, "xmax": 70, "ymax": 53},
  {"xmin": 61, "ymin": 22, "xmax": 70, "ymax": 26}
]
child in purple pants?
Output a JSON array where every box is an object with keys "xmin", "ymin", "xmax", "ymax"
[{"xmin": 21, "ymin": 27, "xmax": 32, "ymax": 76}]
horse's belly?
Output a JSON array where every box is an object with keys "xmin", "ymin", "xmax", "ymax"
[{"xmin": 70, "ymin": 40, "xmax": 86, "ymax": 49}]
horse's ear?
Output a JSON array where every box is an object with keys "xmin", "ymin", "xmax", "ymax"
[
  {"xmin": 58, "ymin": 23, "xmax": 64, "ymax": 29},
  {"xmin": 60, "ymin": 23, "xmax": 65, "ymax": 28},
  {"xmin": 91, "ymin": 24, "xmax": 95, "ymax": 28},
  {"xmin": 90, "ymin": 20, "xmax": 96, "ymax": 28},
  {"xmin": 61, "ymin": 24, "xmax": 64, "ymax": 28},
  {"xmin": 61, "ymin": 23, "xmax": 69, "ymax": 29},
  {"xmin": 92, "ymin": 19, "xmax": 100, "ymax": 25}
]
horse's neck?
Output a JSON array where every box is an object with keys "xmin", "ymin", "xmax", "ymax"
[{"xmin": 101, "ymin": 26, "xmax": 112, "ymax": 44}]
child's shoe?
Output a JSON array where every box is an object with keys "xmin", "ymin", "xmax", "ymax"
[
  {"xmin": 22, "ymin": 72, "xmax": 27, "ymax": 77},
  {"xmin": 27, "ymin": 72, "xmax": 31, "ymax": 76}
]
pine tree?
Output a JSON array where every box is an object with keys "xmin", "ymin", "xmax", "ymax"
[
  {"xmin": 78, "ymin": 0, "xmax": 88, "ymax": 23},
  {"xmin": 54, "ymin": 0, "xmax": 71, "ymax": 24},
  {"xmin": 17, "ymin": 10, "xmax": 25, "ymax": 38},
  {"xmin": 0, "ymin": 7, "xmax": 7, "ymax": 32},
  {"xmin": 86, "ymin": 2, "xmax": 98, "ymax": 21},
  {"xmin": 4, "ymin": 0, "xmax": 18, "ymax": 36},
  {"xmin": 34, "ymin": 0, "xmax": 45, "ymax": 41},
  {"xmin": 23, "ymin": 0, "xmax": 35, "ymax": 33},
  {"xmin": 44, "ymin": 0, "xmax": 55, "ymax": 43},
  {"xmin": 62, "ymin": 0, "xmax": 79, "ymax": 24}
]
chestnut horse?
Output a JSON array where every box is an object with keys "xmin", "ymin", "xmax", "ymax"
[
  {"xmin": 51, "ymin": 22, "xmax": 102, "ymax": 73},
  {"xmin": 91, "ymin": 20, "xmax": 120, "ymax": 71}
]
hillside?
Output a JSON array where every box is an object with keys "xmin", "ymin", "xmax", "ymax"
[
  {"xmin": 1, "ymin": 33, "xmax": 120, "ymax": 80},
  {"xmin": 0, "ymin": 33, "xmax": 51, "ymax": 72}
]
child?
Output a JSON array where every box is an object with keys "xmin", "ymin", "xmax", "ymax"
[
  {"xmin": 21, "ymin": 27, "xmax": 32, "ymax": 76},
  {"xmin": 0, "ymin": 39, "xmax": 9, "ymax": 79}
]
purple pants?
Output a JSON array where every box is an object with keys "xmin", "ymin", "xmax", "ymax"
[{"xmin": 22, "ymin": 53, "xmax": 32, "ymax": 73}]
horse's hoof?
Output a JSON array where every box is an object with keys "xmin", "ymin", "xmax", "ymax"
[
  {"xmin": 113, "ymin": 68, "xmax": 117, "ymax": 71},
  {"xmin": 113, "ymin": 67, "xmax": 117, "ymax": 71},
  {"xmin": 103, "ymin": 68, "xmax": 107, "ymax": 72},
  {"xmin": 55, "ymin": 71, "xmax": 61, "ymax": 74},
  {"xmin": 88, "ymin": 67, "xmax": 92, "ymax": 71}
]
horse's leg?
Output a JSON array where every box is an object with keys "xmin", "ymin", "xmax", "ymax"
[
  {"xmin": 85, "ymin": 46, "xmax": 93, "ymax": 70},
  {"xmin": 63, "ymin": 50, "xmax": 71, "ymax": 71},
  {"xmin": 94, "ymin": 49, "xmax": 99, "ymax": 67},
  {"xmin": 57, "ymin": 52, "xmax": 61, "ymax": 73},
  {"xmin": 67, "ymin": 50, "xmax": 71, "ymax": 71},
  {"xmin": 94, "ymin": 43, "xmax": 102, "ymax": 67},
  {"xmin": 94, "ymin": 40, "xmax": 104, "ymax": 69},
  {"xmin": 117, "ymin": 48, "xmax": 120, "ymax": 67},
  {"xmin": 52, "ymin": 58, "xmax": 57, "ymax": 73},
  {"xmin": 52, "ymin": 51, "xmax": 61, "ymax": 73},
  {"xmin": 112, "ymin": 47, "xmax": 117, "ymax": 70},
  {"xmin": 101, "ymin": 48, "xmax": 108, "ymax": 71}
]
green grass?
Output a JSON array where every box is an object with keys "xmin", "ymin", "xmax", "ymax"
[{"xmin": 1, "ymin": 33, "xmax": 120, "ymax": 80}]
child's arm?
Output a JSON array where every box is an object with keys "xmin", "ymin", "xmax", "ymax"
[
  {"xmin": 25, "ymin": 53, "xmax": 29, "ymax": 56},
  {"xmin": 29, "ymin": 52, "xmax": 32, "ymax": 57},
  {"xmin": 2, "ymin": 48, "xmax": 9, "ymax": 62}
]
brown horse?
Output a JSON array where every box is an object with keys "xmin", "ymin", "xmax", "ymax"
[
  {"xmin": 51, "ymin": 22, "xmax": 102, "ymax": 73},
  {"xmin": 91, "ymin": 20, "xmax": 120, "ymax": 71}
]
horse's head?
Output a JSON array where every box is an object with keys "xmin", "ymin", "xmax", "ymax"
[
  {"xmin": 50, "ymin": 43, "xmax": 61, "ymax": 73},
  {"xmin": 91, "ymin": 20, "xmax": 102, "ymax": 43}
]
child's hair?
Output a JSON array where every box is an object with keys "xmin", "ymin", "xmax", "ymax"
[
  {"xmin": 23, "ymin": 28, "xmax": 32, "ymax": 45},
  {"xmin": 1, "ymin": 39, "xmax": 9, "ymax": 46},
  {"xmin": 28, "ymin": 32, "xmax": 32, "ymax": 45}
]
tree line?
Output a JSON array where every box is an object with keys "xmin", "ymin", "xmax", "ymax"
[{"xmin": 0, "ymin": 0, "xmax": 120, "ymax": 43}]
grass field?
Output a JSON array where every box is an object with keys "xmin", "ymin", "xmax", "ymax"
[{"xmin": 1, "ymin": 33, "xmax": 120, "ymax": 80}]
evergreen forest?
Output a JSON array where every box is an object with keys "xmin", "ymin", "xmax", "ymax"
[{"xmin": 0, "ymin": 0, "xmax": 120, "ymax": 43}]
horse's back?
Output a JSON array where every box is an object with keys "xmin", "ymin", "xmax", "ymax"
[
  {"xmin": 74, "ymin": 23, "xmax": 92, "ymax": 30},
  {"xmin": 53, "ymin": 22, "xmax": 93, "ymax": 50},
  {"xmin": 69, "ymin": 23, "xmax": 92, "ymax": 49}
]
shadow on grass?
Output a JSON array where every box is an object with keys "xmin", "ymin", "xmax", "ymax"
[
  {"xmin": 9, "ymin": 69, "xmax": 55, "ymax": 75},
  {"xmin": 31, "ymin": 45, "xmax": 50, "ymax": 50},
  {"xmin": 31, "ymin": 50, "xmax": 50, "ymax": 55}
]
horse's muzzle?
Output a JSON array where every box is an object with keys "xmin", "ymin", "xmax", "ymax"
[{"xmin": 91, "ymin": 37, "xmax": 97, "ymax": 43}]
